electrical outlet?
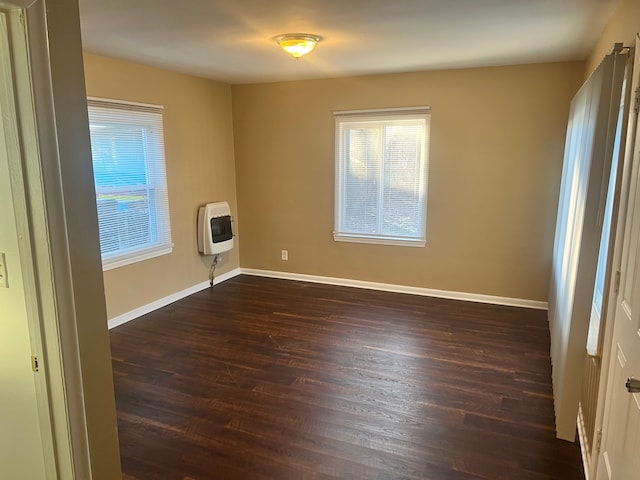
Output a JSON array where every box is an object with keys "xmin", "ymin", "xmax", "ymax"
[
  {"xmin": 281, "ymin": 249, "xmax": 288, "ymax": 261},
  {"xmin": 0, "ymin": 253, "xmax": 7, "ymax": 288}
]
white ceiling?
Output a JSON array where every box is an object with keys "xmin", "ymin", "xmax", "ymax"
[{"xmin": 78, "ymin": 0, "xmax": 619, "ymax": 85}]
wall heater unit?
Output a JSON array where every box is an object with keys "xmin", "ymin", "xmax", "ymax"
[{"xmin": 197, "ymin": 201, "xmax": 233, "ymax": 255}]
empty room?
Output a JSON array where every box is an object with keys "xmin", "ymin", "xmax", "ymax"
[{"xmin": 2, "ymin": 0, "xmax": 640, "ymax": 479}]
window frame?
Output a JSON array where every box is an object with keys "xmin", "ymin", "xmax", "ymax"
[
  {"xmin": 333, "ymin": 106, "xmax": 431, "ymax": 247},
  {"xmin": 87, "ymin": 97, "xmax": 173, "ymax": 271}
]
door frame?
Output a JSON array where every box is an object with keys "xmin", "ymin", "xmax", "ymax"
[
  {"xmin": 1, "ymin": 1, "xmax": 89, "ymax": 478},
  {"xmin": 589, "ymin": 35, "xmax": 640, "ymax": 479},
  {"xmin": 0, "ymin": 0, "xmax": 120, "ymax": 478}
]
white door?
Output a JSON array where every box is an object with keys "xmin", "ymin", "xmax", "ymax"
[
  {"xmin": 596, "ymin": 40, "xmax": 640, "ymax": 478},
  {"xmin": 0, "ymin": 13, "xmax": 47, "ymax": 479}
]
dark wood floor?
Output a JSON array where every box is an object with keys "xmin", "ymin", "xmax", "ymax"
[{"xmin": 110, "ymin": 275, "xmax": 584, "ymax": 480}]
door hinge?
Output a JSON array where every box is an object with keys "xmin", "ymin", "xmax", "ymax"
[
  {"xmin": 31, "ymin": 355, "xmax": 39, "ymax": 373},
  {"xmin": 614, "ymin": 270, "xmax": 621, "ymax": 294},
  {"xmin": 596, "ymin": 429, "xmax": 603, "ymax": 453},
  {"xmin": 635, "ymin": 87, "xmax": 640, "ymax": 115}
]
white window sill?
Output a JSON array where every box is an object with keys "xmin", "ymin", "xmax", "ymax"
[
  {"xmin": 333, "ymin": 232, "xmax": 425, "ymax": 248},
  {"xmin": 102, "ymin": 244, "xmax": 174, "ymax": 271}
]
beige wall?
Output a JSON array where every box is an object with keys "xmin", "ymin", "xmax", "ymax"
[
  {"xmin": 586, "ymin": 0, "xmax": 640, "ymax": 75},
  {"xmin": 83, "ymin": 54, "xmax": 239, "ymax": 319},
  {"xmin": 232, "ymin": 62, "xmax": 584, "ymax": 302}
]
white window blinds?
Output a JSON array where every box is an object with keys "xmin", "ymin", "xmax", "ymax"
[
  {"xmin": 334, "ymin": 107, "xmax": 430, "ymax": 246},
  {"xmin": 87, "ymin": 98, "xmax": 172, "ymax": 270}
]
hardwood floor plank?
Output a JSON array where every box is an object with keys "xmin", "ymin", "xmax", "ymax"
[{"xmin": 110, "ymin": 275, "xmax": 584, "ymax": 479}]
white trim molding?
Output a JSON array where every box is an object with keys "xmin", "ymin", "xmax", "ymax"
[
  {"xmin": 241, "ymin": 268, "xmax": 549, "ymax": 310},
  {"xmin": 108, "ymin": 266, "xmax": 548, "ymax": 331},
  {"xmin": 107, "ymin": 268, "xmax": 241, "ymax": 329},
  {"xmin": 0, "ymin": 0, "xmax": 36, "ymax": 8}
]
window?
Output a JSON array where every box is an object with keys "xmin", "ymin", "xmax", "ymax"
[
  {"xmin": 87, "ymin": 98, "xmax": 172, "ymax": 270},
  {"xmin": 334, "ymin": 107, "xmax": 430, "ymax": 246}
]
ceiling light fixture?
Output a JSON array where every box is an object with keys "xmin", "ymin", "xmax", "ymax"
[{"xmin": 275, "ymin": 33, "xmax": 322, "ymax": 59}]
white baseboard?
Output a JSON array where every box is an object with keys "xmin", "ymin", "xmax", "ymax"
[
  {"xmin": 108, "ymin": 266, "xmax": 547, "ymax": 330},
  {"xmin": 107, "ymin": 267, "xmax": 241, "ymax": 330},
  {"xmin": 240, "ymin": 268, "xmax": 549, "ymax": 310}
]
